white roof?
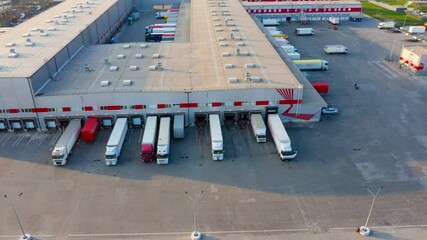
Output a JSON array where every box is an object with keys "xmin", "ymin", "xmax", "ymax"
[
  {"xmin": 242, "ymin": 0, "xmax": 362, "ymax": 7},
  {"xmin": 0, "ymin": 0, "xmax": 118, "ymax": 78}
]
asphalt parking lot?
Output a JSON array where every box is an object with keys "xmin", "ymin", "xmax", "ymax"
[{"xmin": 1, "ymin": 17, "xmax": 427, "ymax": 240}]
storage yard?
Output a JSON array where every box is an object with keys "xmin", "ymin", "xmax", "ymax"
[{"xmin": 1, "ymin": 0, "xmax": 427, "ymax": 239}]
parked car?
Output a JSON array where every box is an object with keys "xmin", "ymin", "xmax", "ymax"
[{"xmin": 321, "ymin": 107, "xmax": 339, "ymax": 115}]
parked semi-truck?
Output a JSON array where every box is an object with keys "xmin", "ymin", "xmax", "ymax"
[
  {"xmin": 295, "ymin": 28, "xmax": 314, "ymax": 35},
  {"xmin": 281, "ymin": 45, "xmax": 297, "ymax": 53},
  {"xmin": 209, "ymin": 114, "xmax": 224, "ymax": 160},
  {"xmin": 146, "ymin": 27, "xmax": 176, "ymax": 34},
  {"xmin": 251, "ymin": 114, "xmax": 267, "ymax": 143},
  {"xmin": 81, "ymin": 117, "xmax": 99, "ymax": 142},
  {"xmin": 378, "ymin": 22, "xmax": 395, "ymax": 29},
  {"xmin": 173, "ymin": 114, "xmax": 185, "ymax": 139},
  {"xmin": 127, "ymin": 12, "xmax": 140, "ymax": 25},
  {"xmin": 287, "ymin": 52, "xmax": 301, "ymax": 60},
  {"xmin": 51, "ymin": 119, "xmax": 81, "ymax": 165},
  {"xmin": 311, "ymin": 82, "xmax": 329, "ymax": 95},
  {"xmin": 328, "ymin": 17, "xmax": 339, "ymax": 25},
  {"xmin": 293, "ymin": 59, "xmax": 328, "ymax": 70},
  {"xmin": 141, "ymin": 116, "xmax": 158, "ymax": 163},
  {"xmin": 324, "ymin": 45, "xmax": 348, "ymax": 54},
  {"xmin": 262, "ymin": 18, "xmax": 280, "ymax": 26},
  {"xmin": 157, "ymin": 117, "xmax": 171, "ymax": 165},
  {"xmin": 105, "ymin": 118, "xmax": 128, "ymax": 165},
  {"xmin": 267, "ymin": 114, "xmax": 297, "ymax": 161},
  {"xmin": 408, "ymin": 26, "xmax": 425, "ymax": 34},
  {"xmin": 156, "ymin": 11, "xmax": 168, "ymax": 19}
]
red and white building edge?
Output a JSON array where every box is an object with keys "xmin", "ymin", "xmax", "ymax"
[
  {"xmin": 242, "ymin": 0, "xmax": 362, "ymax": 21},
  {"xmin": 399, "ymin": 46, "xmax": 427, "ymax": 75}
]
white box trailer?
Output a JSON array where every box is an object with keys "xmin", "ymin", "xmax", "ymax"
[
  {"xmin": 51, "ymin": 119, "xmax": 81, "ymax": 166},
  {"xmin": 268, "ymin": 30, "xmax": 283, "ymax": 35},
  {"xmin": 378, "ymin": 22, "xmax": 395, "ymax": 29},
  {"xmin": 105, "ymin": 118, "xmax": 128, "ymax": 165},
  {"xmin": 293, "ymin": 59, "xmax": 328, "ymax": 70},
  {"xmin": 173, "ymin": 114, "xmax": 185, "ymax": 139},
  {"xmin": 267, "ymin": 114, "xmax": 297, "ymax": 160},
  {"xmin": 281, "ymin": 45, "xmax": 297, "ymax": 53},
  {"xmin": 157, "ymin": 117, "xmax": 171, "ymax": 165},
  {"xmin": 275, "ymin": 38, "xmax": 289, "ymax": 45},
  {"xmin": 262, "ymin": 18, "xmax": 280, "ymax": 26},
  {"xmin": 209, "ymin": 114, "xmax": 224, "ymax": 160},
  {"xmin": 408, "ymin": 26, "xmax": 425, "ymax": 34},
  {"xmin": 324, "ymin": 45, "xmax": 348, "ymax": 54},
  {"xmin": 148, "ymin": 28, "xmax": 176, "ymax": 34},
  {"xmin": 265, "ymin": 27, "xmax": 279, "ymax": 31},
  {"xmin": 328, "ymin": 17, "xmax": 339, "ymax": 25},
  {"xmin": 287, "ymin": 52, "xmax": 301, "ymax": 60},
  {"xmin": 295, "ymin": 28, "xmax": 314, "ymax": 35},
  {"xmin": 251, "ymin": 114, "xmax": 266, "ymax": 143}
]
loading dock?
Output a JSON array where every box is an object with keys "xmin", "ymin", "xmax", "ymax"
[
  {"xmin": 195, "ymin": 112, "xmax": 208, "ymax": 128},
  {"xmin": 8, "ymin": 119, "xmax": 23, "ymax": 131},
  {"xmin": 0, "ymin": 119, "xmax": 8, "ymax": 131},
  {"xmin": 224, "ymin": 111, "xmax": 237, "ymax": 128},
  {"xmin": 57, "ymin": 117, "xmax": 71, "ymax": 130},
  {"xmin": 100, "ymin": 116, "xmax": 114, "ymax": 128},
  {"xmin": 237, "ymin": 111, "xmax": 249, "ymax": 129},
  {"xmin": 44, "ymin": 118, "xmax": 58, "ymax": 131},
  {"xmin": 130, "ymin": 115, "xmax": 144, "ymax": 127}
]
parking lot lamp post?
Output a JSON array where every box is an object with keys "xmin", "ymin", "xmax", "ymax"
[
  {"xmin": 185, "ymin": 191, "xmax": 204, "ymax": 240},
  {"xmin": 3, "ymin": 193, "xmax": 31, "ymax": 240},
  {"xmin": 359, "ymin": 186, "xmax": 383, "ymax": 236},
  {"xmin": 403, "ymin": 15, "xmax": 408, "ymax": 28}
]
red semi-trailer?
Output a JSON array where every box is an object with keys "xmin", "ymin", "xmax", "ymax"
[
  {"xmin": 81, "ymin": 117, "xmax": 100, "ymax": 142},
  {"xmin": 141, "ymin": 116, "xmax": 158, "ymax": 163},
  {"xmin": 311, "ymin": 82, "xmax": 329, "ymax": 95}
]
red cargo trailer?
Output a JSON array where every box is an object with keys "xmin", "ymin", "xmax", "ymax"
[
  {"xmin": 311, "ymin": 82, "xmax": 329, "ymax": 95},
  {"xmin": 81, "ymin": 117, "xmax": 100, "ymax": 142}
]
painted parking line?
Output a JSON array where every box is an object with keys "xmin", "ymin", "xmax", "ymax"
[
  {"xmin": 0, "ymin": 235, "xmax": 54, "ymax": 238},
  {"xmin": 368, "ymin": 61, "xmax": 399, "ymax": 78},
  {"xmin": 330, "ymin": 224, "xmax": 427, "ymax": 231}
]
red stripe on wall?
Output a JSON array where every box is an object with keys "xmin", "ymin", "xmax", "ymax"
[
  {"xmin": 256, "ymin": 101, "xmax": 269, "ymax": 106},
  {"xmin": 234, "ymin": 102, "xmax": 242, "ymax": 106},
  {"xmin": 157, "ymin": 104, "xmax": 166, "ymax": 109},
  {"xmin": 7, "ymin": 109, "xmax": 19, "ymax": 114},
  {"xmin": 84, "ymin": 106, "xmax": 93, "ymax": 111},
  {"xmin": 212, "ymin": 102, "xmax": 221, "ymax": 107},
  {"xmin": 31, "ymin": 108, "xmax": 49, "ymax": 113},
  {"xmin": 107, "ymin": 105, "xmax": 121, "ymax": 110},
  {"xmin": 62, "ymin": 107, "xmax": 71, "ymax": 112},
  {"xmin": 279, "ymin": 100, "xmax": 302, "ymax": 104},
  {"xmin": 134, "ymin": 105, "xmax": 144, "ymax": 109},
  {"xmin": 180, "ymin": 103, "xmax": 198, "ymax": 108}
]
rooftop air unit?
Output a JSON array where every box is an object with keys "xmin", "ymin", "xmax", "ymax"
[
  {"xmin": 45, "ymin": 19, "xmax": 53, "ymax": 23},
  {"xmin": 25, "ymin": 38, "xmax": 34, "ymax": 46},
  {"xmin": 129, "ymin": 66, "xmax": 138, "ymax": 71},
  {"xmin": 230, "ymin": 28, "xmax": 238, "ymax": 32},
  {"xmin": 219, "ymin": 43, "xmax": 227, "ymax": 47},
  {"xmin": 140, "ymin": 44, "xmax": 147, "ymax": 48},
  {"xmin": 122, "ymin": 80, "xmax": 132, "ymax": 86},
  {"xmin": 31, "ymin": 27, "xmax": 40, "ymax": 32},
  {"xmin": 8, "ymin": 49, "xmax": 18, "ymax": 58},
  {"xmin": 40, "ymin": 30, "xmax": 48, "ymax": 36},
  {"xmin": 251, "ymin": 77, "xmax": 262, "ymax": 82},
  {"xmin": 135, "ymin": 54, "xmax": 143, "ymax": 58},
  {"xmin": 215, "ymin": 28, "xmax": 223, "ymax": 32},
  {"xmin": 100, "ymin": 80, "xmax": 110, "ymax": 87},
  {"xmin": 234, "ymin": 37, "xmax": 242, "ymax": 41},
  {"xmin": 213, "ymin": 18, "xmax": 220, "ymax": 21},
  {"xmin": 218, "ymin": 37, "xmax": 225, "ymax": 41},
  {"xmin": 228, "ymin": 77, "xmax": 238, "ymax": 83},
  {"xmin": 240, "ymin": 52, "xmax": 250, "ymax": 56},
  {"xmin": 109, "ymin": 66, "xmax": 118, "ymax": 71},
  {"xmin": 21, "ymin": 33, "xmax": 31, "ymax": 37},
  {"xmin": 222, "ymin": 52, "xmax": 231, "ymax": 57},
  {"xmin": 117, "ymin": 54, "xmax": 125, "ymax": 59},
  {"xmin": 48, "ymin": 27, "xmax": 57, "ymax": 31},
  {"xmin": 245, "ymin": 63, "xmax": 255, "ymax": 68},
  {"xmin": 152, "ymin": 54, "xmax": 160, "ymax": 59},
  {"xmin": 123, "ymin": 44, "xmax": 131, "ymax": 49},
  {"xmin": 236, "ymin": 42, "xmax": 244, "ymax": 46},
  {"xmin": 224, "ymin": 64, "xmax": 234, "ymax": 69},
  {"xmin": 5, "ymin": 42, "xmax": 16, "ymax": 47}
]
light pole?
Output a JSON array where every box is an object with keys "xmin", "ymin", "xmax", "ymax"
[
  {"xmin": 358, "ymin": 186, "xmax": 383, "ymax": 236},
  {"xmin": 403, "ymin": 15, "xmax": 408, "ymax": 28},
  {"xmin": 3, "ymin": 193, "xmax": 31, "ymax": 240},
  {"xmin": 185, "ymin": 191, "xmax": 203, "ymax": 240}
]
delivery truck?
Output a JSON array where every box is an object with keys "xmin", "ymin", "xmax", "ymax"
[
  {"xmin": 268, "ymin": 30, "xmax": 283, "ymax": 35},
  {"xmin": 141, "ymin": 116, "xmax": 158, "ymax": 163},
  {"xmin": 146, "ymin": 27, "xmax": 176, "ymax": 34},
  {"xmin": 328, "ymin": 17, "xmax": 339, "ymax": 25},
  {"xmin": 51, "ymin": 119, "xmax": 81, "ymax": 166},
  {"xmin": 251, "ymin": 114, "xmax": 266, "ymax": 143},
  {"xmin": 262, "ymin": 18, "xmax": 280, "ymax": 26},
  {"xmin": 275, "ymin": 38, "xmax": 289, "ymax": 45},
  {"xmin": 265, "ymin": 27, "xmax": 279, "ymax": 31},
  {"xmin": 81, "ymin": 117, "xmax": 99, "ymax": 142},
  {"xmin": 173, "ymin": 114, "xmax": 184, "ymax": 139},
  {"xmin": 293, "ymin": 59, "xmax": 328, "ymax": 71},
  {"xmin": 105, "ymin": 118, "xmax": 128, "ymax": 166},
  {"xmin": 156, "ymin": 11, "xmax": 168, "ymax": 19},
  {"xmin": 295, "ymin": 28, "xmax": 314, "ymax": 35},
  {"xmin": 267, "ymin": 114, "xmax": 297, "ymax": 161},
  {"xmin": 281, "ymin": 45, "xmax": 297, "ymax": 53},
  {"xmin": 156, "ymin": 117, "xmax": 171, "ymax": 165},
  {"xmin": 127, "ymin": 12, "xmax": 140, "ymax": 25},
  {"xmin": 408, "ymin": 26, "xmax": 425, "ymax": 34},
  {"xmin": 378, "ymin": 22, "xmax": 395, "ymax": 29},
  {"xmin": 287, "ymin": 52, "xmax": 301, "ymax": 60},
  {"xmin": 209, "ymin": 114, "xmax": 224, "ymax": 160},
  {"xmin": 311, "ymin": 82, "xmax": 329, "ymax": 95},
  {"xmin": 324, "ymin": 45, "xmax": 348, "ymax": 54}
]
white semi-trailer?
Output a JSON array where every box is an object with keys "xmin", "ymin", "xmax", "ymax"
[
  {"xmin": 281, "ymin": 45, "xmax": 297, "ymax": 53},
  {"xmin": 324, "ymin": 45, "xmax": 348, "ymax": 54},
  {"xmin": 287, "ymin": 52, "xmax": 301, "ymax": 60},
  {"xmin": 209, "ymin": 114, "xmax": 224, "ymax": 160},
  {"xmin": 328, "ymin": 17, "xmax": 339, "ymax": 25},
  {"xmin": 295, "ymin": 28, "xmax": 314, "ymax": 35},
  {"xmin": 262, "ymin": 18, "xmax": 280, "ymax": 26},
  {"xmin": 251, "ymin": 114, "xmax": 266, "ymax": 143},
  {"xmin": 408, "ymin": 26, "xmax": 425, "ymax": 34},
  {"xmin": 157, "ymin": 117, "xmax": 171, "ymax": 165},
  {"xmin": 378, "ymin": 22, "xmax": 395, "ymax": 29},
  {"xmin": 267, "ymin": 114, "xmax": 297, "ymax": 161},
  {"xmin": 293, "ymin": 59, "xmax": 328, "ymax": 70},
  {"xmin": 105, "ymin": 118, "xmax": 128, "ymax": 165},
  {"xmin": 51, "ymin": 119, "xmax": 81, "ymax": 166}
]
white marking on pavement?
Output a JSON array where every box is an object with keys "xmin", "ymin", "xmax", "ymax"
[
  {"xmin": 138, "ymin": 128, "xmax": 144, "ymax": 143},
  {"xmin": 330, "ymin": 224, "xmax": 427, "ymax": 231},
  {"xmin": 368, "ymin": 61, "xmax": 398, "ymax": 78},
  {"xmin": 0, "ymin": 235, "xmax": 54, "ymax": 238}
]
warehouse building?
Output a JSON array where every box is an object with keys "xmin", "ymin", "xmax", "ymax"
[
  {"xmin": 400, "ymin": 46, "xmax": 427, "ymax": 75},
  {"xmin": 0, "ymin": 0, "xmax": 326, "ymax": 131}
]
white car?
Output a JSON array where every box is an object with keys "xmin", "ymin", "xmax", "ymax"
[{"xmin": 321, "ymin": 107, "xmax": 338, "ymax": 115}]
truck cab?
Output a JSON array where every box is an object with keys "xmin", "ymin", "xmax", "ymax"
[
  {"xmin": 212, "ymin": 142, "xmax": 224, "ymax": 160},
  {"xmin": 105, "ymin": 146, "xmax": 118, "ymax": 165},
  {"xmin": 52, "ymin": 147, "xmax": 67, "ymax": 165},
  {"xmin": 280, "ymin": 143, "xmax": 297, "ymax": 160}
]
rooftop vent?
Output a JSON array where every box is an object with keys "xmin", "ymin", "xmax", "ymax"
[
  {"xmin": 251, "ymin": 77, "xmax": 262, "ymax": 82},
  {"xmin": 219, "ymin": 43, "xmax": 227, "ymax": 47},
  {"xmin": 48, "ymin": 27, "xmax": 57, "ymax": 31},
  {"xmin": 5, "ymin": 42, "xmax": 16, "ymax": 47},
  {"xmin": 211, "ymin": 13, "xmax": 218, "ymax": 16},
  {"xmin": 53, "ymin": 15, "xmax": 61, "ymax": 18},
  {"xmin": 85, "ymin": 64, "xmax": 91, "ymax": 72},
  {"xmin": 240, "ymin": 52, "xmax": 250, "ymax": 56},
  {"xmin": 135, "ymin": 54, "xmax": 143, "ymax": 58},
  {"xmin": 123, "ymin": 44, "xmax": 131, "ymax": 49},
  {"xmin": 214, "ymin": 23, "xmax": 221, "ymax": 27},
  {"xmin": 129, "ymin": 65, "xmax": 138, "ymax": 71},
  {"xmin": 109, "ymin": 66, "xmax": 118, "ymax": 71},
  {"xmin": 215, "ymin": 28, "xmax": 223, "ymax": 32},
  {"xmin": 226, "ymin": 18, "xmax": 233, "ymax": 21},
  {"xmin": 228, "ymin": 77, "xmax": 238, "ymax": 83},
  {"xmin": 230, "ymin": 27, "xmax": 238, "ymax": 32},
  {"xmin": 224, "ymin": 64, "xmax": 234, "ymax": 69},
  {"xmin": 40, "ymin": 30, "xmax": 48, "ymax": 36},
  {"xmin": 100, "ymin": 80, "xmax": 110, "ymax": 87},
  {"xmin": 152, "ymin": 54, "xmax": 160, "ymax": 59},
  {"xmin": 8, "ymin": 49, "xmax": 18, "ymax": 58},
  {"xmin": 62, "ymin": 10, "xmax": 69, "ymax": 13},
  {"xmin": 218, "ymin": 37, "xmax": 225, "ymax": 41},
  {"xmin": 236, "ymin": 42, "xmax": 245, "ymax": 46},
  {"xmin": 245, "ymin": 63, "xmax": 255, "ymax": 68},
  {"xmin": 222, "ymin": 12, "xmax": 231, "ymax": 16},
  {"xmin": 31, "ymin": 27, "xmax": 40, "ymax": 32},
  {"xmin": 122, "ymin": 80, "xmax": 132, "ymax": 86},
  {"xmin": 117, "ymin": 54, "xmax": 125, "ymax": 59},
  {"xmin": 234, "ymin": 37, "xmax": 242, "ymax": 41},
  {"xmin": 222, "ymin": 52, "xmax": 231, "ymax": 57},
  {"xmin": 213, "ymin": 18, "xmax": 220, "ymax": 21},
  {"xmin": 45, "ymin": 19, "xmax": 53, "ymax": 23},
  {"xmin": 140, "ymin": 44, "xmax": 147, "ymax": 48},
  {"xmin": 21, "ymin": 33, "xmax": 31, "ymax": 37},
  {"xmin": 25, "ymin": 38, "xmax": 34, "ymax": 46}
]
